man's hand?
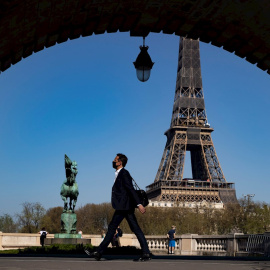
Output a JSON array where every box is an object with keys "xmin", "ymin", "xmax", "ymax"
[{"xmin": 138, "ymin": 204, "xmax": 146, "ymax": 214}]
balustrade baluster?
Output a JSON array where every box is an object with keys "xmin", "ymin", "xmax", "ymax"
[
  {"xmin": 220, "ymin": 240, "xmax": 224, "ymax": 251},
  {"xmin": 216, "ymin": 239, "xmax": 220, "ymax": 251},
  {"xmin": 202, "ymin": 240, "xmax": 206, "ymax": 250},
  {"xmin": 197, "ymin": 241, "xmax": 201, "ymax": 250},
  {"xmin": 209, "ymin": 240, "xmax": 213, "ymax": 251},
  {"xmin": 200, "ymin": 240, "xmax": 203, "ymax": 250},
  {"xmin": 213, "ymin": 240, "xmax": 217, "ymax": 251},
  {"xmin": 162, "ymin": 239, "xmax": 165, "ymax": 249}
]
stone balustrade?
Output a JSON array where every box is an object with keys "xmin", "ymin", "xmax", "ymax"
[
  {"xmin": 146, "ymin": 236, "xmax": 180, "ymax": 253},
  {"xmin": 196, "ymin": 238, "xmax": 227, "ymax": 252},
  {"xmin": 0, "ymin": 231, "xmax": 257, "ymax": 257},
  {"xmin": 144, "ymin": 234, "xmax": 250, "ymax": 256}
]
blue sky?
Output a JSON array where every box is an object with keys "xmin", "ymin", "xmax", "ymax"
[{"xmin": 0, "ymin": 32, "xmax": 269, "ymax": 217}]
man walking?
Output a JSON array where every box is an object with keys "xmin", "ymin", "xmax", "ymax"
[{"xmin": 85, "ymin": 153, "xmax": 152, "ymax": 261}]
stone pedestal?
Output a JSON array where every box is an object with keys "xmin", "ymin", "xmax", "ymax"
[
  {"xmin": 61, "ymin": 212, "xmax": 77, "ymax": 234},
  {"xmin": 45, "ymin": 237, "xmax": 91, "ymax": 245},
  {"xmin": 43, "ymin": 211, "xmax": 92, "ymax": 246},
  {"xmin": 55, "ymin": 233, "xmax": 81, "ymax": 239}
]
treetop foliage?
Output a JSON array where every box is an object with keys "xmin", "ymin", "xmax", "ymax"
[{"xmin": 1, "ymin": 197, "xmax": 269, "ymax": 235}]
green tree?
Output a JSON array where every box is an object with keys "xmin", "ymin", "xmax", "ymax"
[
  {"xmin": 72, "ymin": 199, "xmax": 270, "ymax": 236},
  {"xmin": 239, "ymin": 199, "xmax": 270, "ymax": 234},
  {"xmin": 17, "ymin": 202, "xmax": 46, "ymax": 233},
  {"xmin": 76, "ymin": 203, "xmax": 115, "ymax": 234},
  {"xmin": 260, "ymin": 203, "xmax": 270, "ymax": 232},
  {"xmin": 40, "ymin": 206, "xmax": 63, "ymax": 233},
  {"xmin": 214, "ymin": 203, "xmax": 242, "ymax": 234},
  {"xmin": 0, "ymin": 214, "xmax": 18, "ymax": 232}
]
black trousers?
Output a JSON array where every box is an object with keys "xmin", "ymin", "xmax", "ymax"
[
  {"xmin": 40, "ymin": 237, "xmax": 45, "ymax": 247},
  {"xmin": 97, "ymin": 209, "xmax": 150, "ymax": 254}
]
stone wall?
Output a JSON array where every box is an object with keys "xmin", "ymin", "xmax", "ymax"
[{"xmin": 0, "ymin": 232, "xmax": 53, "ymax": 250}]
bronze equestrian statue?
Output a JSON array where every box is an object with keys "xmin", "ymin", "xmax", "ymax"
[{"xmin": 61, "ymin": 154, "xmax": 79, "ymax": 213}]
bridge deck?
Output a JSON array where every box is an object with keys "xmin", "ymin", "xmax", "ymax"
[{"xmin": 0, "ymin": 255, "xmax": 269, "ymax": 270}]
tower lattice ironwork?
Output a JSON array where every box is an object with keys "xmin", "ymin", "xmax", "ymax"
[{"xmin": 146, "ymin": 37, "xmax": 237, "ymax": 207}]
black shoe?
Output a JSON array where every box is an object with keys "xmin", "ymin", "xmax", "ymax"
[
  {"xmin": 84, "ymin": 249, "xmax": 102, "ymax": 261},
  {"xmin": 135, "ymin": 253, "xmax": 152, "ymax": 262}
]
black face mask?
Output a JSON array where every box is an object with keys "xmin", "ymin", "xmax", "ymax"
[{"xmin": 112, "ymin": 161, "xmax": 118, "ymax": 169}]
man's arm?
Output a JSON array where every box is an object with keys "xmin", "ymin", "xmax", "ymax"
[{"xmin": 122, "ymin": 170, "xmax": 146, "ymax": 214}]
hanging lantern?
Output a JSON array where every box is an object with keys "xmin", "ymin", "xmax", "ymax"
[{"xmin": 133, "ymin": 37, "xmax": 154, "ymax": 82}]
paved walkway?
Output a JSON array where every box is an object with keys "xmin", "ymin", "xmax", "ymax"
[{"xmin": 0, "ymin": 256, "xmax": 270, "ymax": 270}]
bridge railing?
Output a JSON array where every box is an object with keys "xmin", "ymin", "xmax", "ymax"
[
  {"xmin": 145, "ymin": 236, "xmax": 181, "ymax": 252},
  {"xmin": 1, "ymin": 231, "xmax": 269, "ymax": 257},
  {"xmin": 246, "ymin": 233, "xmax": 270, "ymax": 257},
  {"xmin": 145, "ymin": 233, "xmax": 249, "ymax": 256}
]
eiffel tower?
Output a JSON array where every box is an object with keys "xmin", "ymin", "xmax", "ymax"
[{"xmin": 146, "ymin": 37, "xmax": 237, "ymax": 208}]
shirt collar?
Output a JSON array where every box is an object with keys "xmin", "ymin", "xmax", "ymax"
[{"xmin": 114, "ymin": 167, "xmax": 123, "ymax": 181}]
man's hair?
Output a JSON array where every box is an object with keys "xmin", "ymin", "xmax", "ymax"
[{"xmin": 117, "ymin": 153, "xmax": 128, "ymax": 167}]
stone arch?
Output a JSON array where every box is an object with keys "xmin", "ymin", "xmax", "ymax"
[{"xmin": 0, "ymin": 0, "xmax": 269, "ymax": 74}]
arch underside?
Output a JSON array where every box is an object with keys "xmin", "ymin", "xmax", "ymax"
[{"xmin": 0, "ymin": 0, "xmax": 269, "ymax": 74}]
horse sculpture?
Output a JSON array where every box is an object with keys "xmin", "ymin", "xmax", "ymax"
[{"xmin": 60, "ymin": 154, "xmax": 79, "ymax": 213}]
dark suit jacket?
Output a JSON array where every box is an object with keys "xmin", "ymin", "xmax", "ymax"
[{"xmin": 111, "ymin": 168, "xmax": 141, "ymax": 211}]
